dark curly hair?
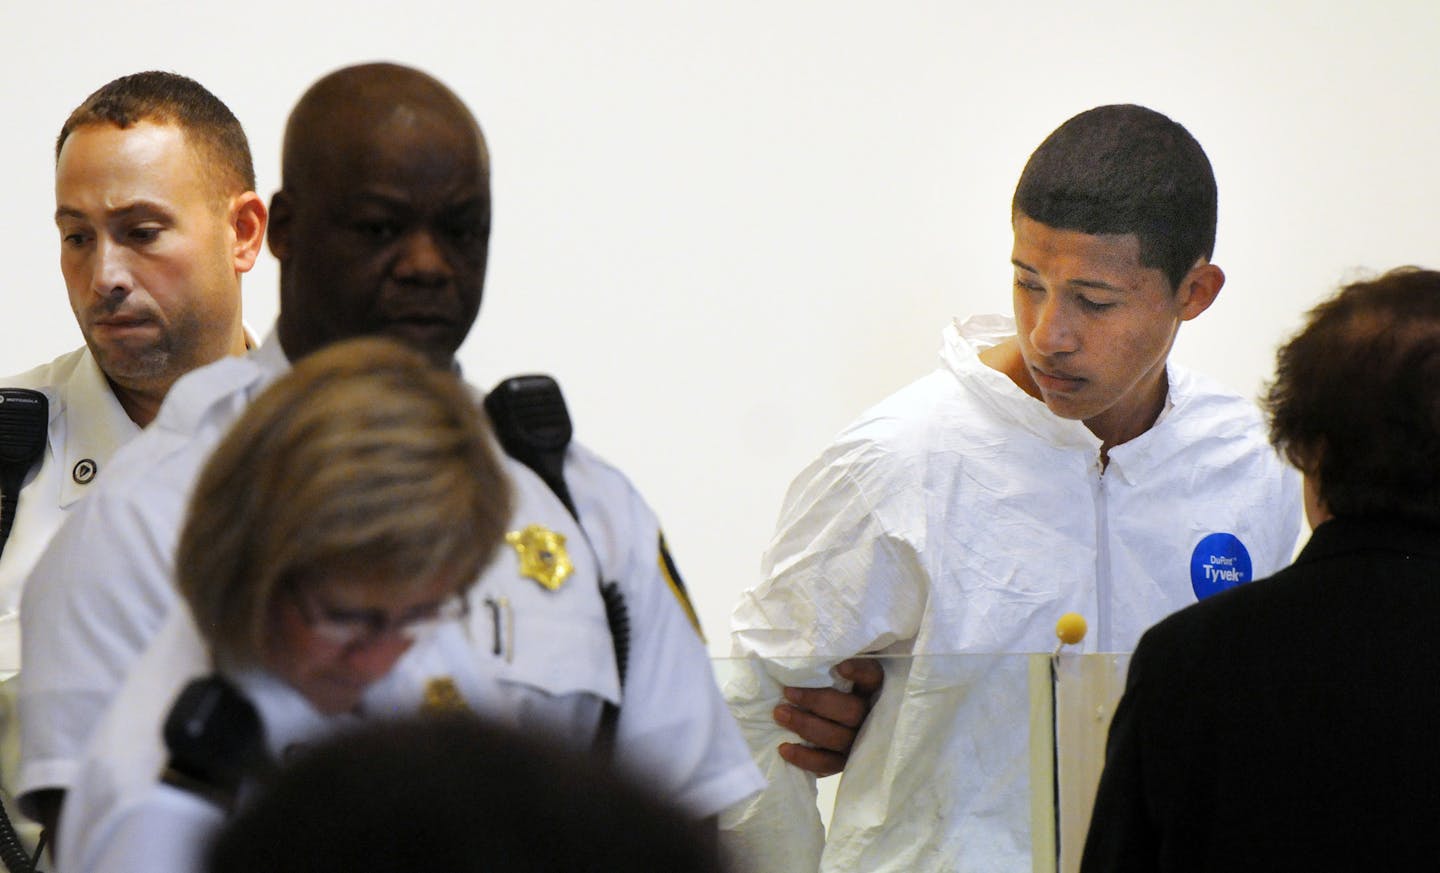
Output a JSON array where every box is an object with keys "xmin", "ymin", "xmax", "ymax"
[{"xmin": 1265, "ymin": 267, "xmax": 1440, "ymax": 525}]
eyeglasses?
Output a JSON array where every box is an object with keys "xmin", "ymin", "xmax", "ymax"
[{"xmin": 290, "ymin": 587, "xmax": 470, "ymax": 648}]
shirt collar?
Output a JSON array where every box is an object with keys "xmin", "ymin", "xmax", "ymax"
[
  {"xmin": 250, "ymin": 327, "xmax": 293, "ymax": 381},
  {"xmin": 942, "ymin": 315, "xmax": 1104, "ymax": 455},
  {"xmin": 57, "ymin": 348, "xmax": 142, "ymax": 508}
]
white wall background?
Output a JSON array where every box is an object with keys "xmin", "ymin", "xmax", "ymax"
[{"xmin": 3, "ymin": 1, "xmax": 1437, "ymax": 653}]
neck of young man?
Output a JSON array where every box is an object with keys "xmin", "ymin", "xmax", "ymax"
[
  {"xmin": 1085, "ymin": 375, "xmax": 1167, "ymax": 470},
  {"xmin": 980, "ymin": 338, "xmax": 1167, "ymax": 470}
]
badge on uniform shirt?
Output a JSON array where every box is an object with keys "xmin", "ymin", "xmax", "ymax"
[
  {"xmin": 73, "ymin": 458, "xmax": 97, "ymax": 484},
  {"xmin": 422, "ymin": 677, "xmax": 470, "ymax": 714},
  {"xmin": 506, "ymin": 524, "xmax": 574, "ymax": 591}
]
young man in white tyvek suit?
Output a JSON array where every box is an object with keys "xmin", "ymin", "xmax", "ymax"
[{"xmin": 722, "ymin": 104, "xmax": 1303, "ymax": 872}]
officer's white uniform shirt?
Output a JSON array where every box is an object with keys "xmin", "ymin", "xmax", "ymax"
[
  {"xmin": 19, "ymin": 331, "xmax": 761, "ymax": 818},
  {"xmin": 15, "ymin": 341, "xmax": 257, "ymax": 807},
  {"xmin": 474, "ymin": 445, "xmax": 764, "ymax": 814},
  {"xmin": 721, "ymin": 316, "xmax": 1305, "ymax": 872},
  {"xmin": 57, "ymin": 605, "xmax": 505, "ymax": 873},
  {"xmin": 1, "ymin": 347, "xmax": 136, "ymax": 838},
  {"xmin": 0, "ymin": 347, "xmax": 138, "ymax": 676}
]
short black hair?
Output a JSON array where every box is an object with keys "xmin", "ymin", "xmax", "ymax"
[
  {"xmin": 207, "ymin": 715, "xmax": 724, "ymax": 873},
  {"xmin": 1265, "ymin": 267, "xmax": 1440, "ymax": 526},
  {"xmin": 57, "ymin": 70, "xmax": 255, "ymax": 195},
  {"xmin": 1013, "ymin": 104, "xmax": 1217, "ymax": 291}
]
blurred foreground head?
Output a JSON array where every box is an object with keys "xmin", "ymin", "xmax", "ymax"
[
  {"xmin": 206, "ymin": 714, "xmax": 726, "ymax": 873},
  {"xmin": 176, "ymin": 337, "xmax": 511, "ymax": 710}
]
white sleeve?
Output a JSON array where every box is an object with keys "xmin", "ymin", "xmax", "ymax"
[
  {"xmin": 569, "ymin": 449, "xmax": 765, "ymax": 819},
  {"xmin": 56, "ymin": 610, "xmax": 220, "ymax": 873},
  {"xmin": 17, "ymin": 358, "xmax": 261, "ymax": 800},
  {"xmin": 611, "ymin": 529, "xmax": 765, "ymax": 818},
  {"xmin": 721, "ymin": 436, "xmax": 927, "ymax": 872},
  {"xmin": 17, "ymin": 466, "xmax": 184, "ymax": 802},
  {"xmin": 66, "ymin": 784, "xmax": 220, "ymax": 873},
  {"xmin": 716, "ymin": 659, "xmax": 827, "ymax": 873},
  {"xmin": 734, "ymin": 434, "xmax": 928, "ymax": 669}
]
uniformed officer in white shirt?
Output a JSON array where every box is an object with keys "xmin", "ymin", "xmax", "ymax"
[
  {"xmin": 18, "ymin": 62, "xmax": 763, "ymax": 850},
  {"xmin": 1, "ymin": 70, "xmax": 266, "ymax": 849}
]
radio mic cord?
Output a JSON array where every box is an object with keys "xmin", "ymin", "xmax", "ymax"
[{"xmin": 0, "ymin": 816, "xmax": 40, "ymax": 873}]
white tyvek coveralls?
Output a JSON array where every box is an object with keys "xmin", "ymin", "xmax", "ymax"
[{"xmin": 721, "ymin": 315, "xmax": 1304, "ymax": 872}]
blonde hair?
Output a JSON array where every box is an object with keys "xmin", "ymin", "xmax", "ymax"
[{"xmin": 176, "ymin": 337, "xmax": 512, "ymax": 663}]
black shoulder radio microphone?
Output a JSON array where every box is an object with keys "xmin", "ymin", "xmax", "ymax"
[
  {"xmin": 0, "ymin": 392, "xmax": 47, "ymax": 873},
  {"xmin": 484, "ymin": 375, "xmax": 631, "ymax": 757},
  {"xmin": 0, "ymin": 388, "xmax": 48, "ymax": 562}
]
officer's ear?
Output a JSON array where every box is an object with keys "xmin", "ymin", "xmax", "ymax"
[{"xmin": 230, "ymin": 192, "xmax": 267, "ymax": 274}]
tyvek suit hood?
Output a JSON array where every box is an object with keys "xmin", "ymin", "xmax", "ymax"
[{"xmin": 938, "ymin": 314, "xmax": 1104, "ymax": 454}]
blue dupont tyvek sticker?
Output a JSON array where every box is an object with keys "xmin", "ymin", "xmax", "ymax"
[{"xmin": 1190, "ymin": 533, "xmax": 1253, "ymax": 600}]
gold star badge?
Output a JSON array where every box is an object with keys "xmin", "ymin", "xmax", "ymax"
[
  {"xmin": 422, "ymin": 677, "xmax": 470, "ymax": 714},
  {"xmin": 506, "ymin": 524, "xmax": 574, "ymax": 591}
]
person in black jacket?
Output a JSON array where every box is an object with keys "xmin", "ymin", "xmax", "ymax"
[{"xmin": 1080, "ymin": 266, "xmax": 1440, "ymax": 872}]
